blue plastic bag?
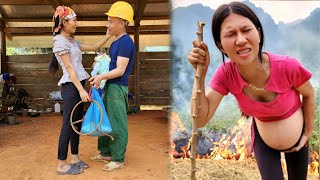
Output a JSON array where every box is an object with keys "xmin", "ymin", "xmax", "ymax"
[{"xmin": 80, "ymin": 87, "xmax": 112, "ymax": 136}]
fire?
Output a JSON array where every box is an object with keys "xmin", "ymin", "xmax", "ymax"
[
  {"xmin": 170, "ymin": 111, "xmax": 319, "ymax": 176},
  {"xmin": 170, "ymin": 112, "xmax": 251, "ymax": 160},
  {"xmin": 308, "ymin": 151, "xmax": 319, "ymax": 175},
  {"xmin": 208, "ymin": 117, "xmax": 251, "ymax": 160},
  {"xmin": 170, "ymin": 112, "xmax": 190, "ymax": 159}
]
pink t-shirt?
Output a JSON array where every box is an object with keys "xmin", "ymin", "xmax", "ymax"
[{"xmin": 208, "ymin": 52, "xmax": 312, "ymax": 122}]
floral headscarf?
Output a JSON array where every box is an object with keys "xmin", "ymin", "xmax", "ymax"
[{"xmin": 52, "ymin": 6, "xmax": 77, "ymax": 35}]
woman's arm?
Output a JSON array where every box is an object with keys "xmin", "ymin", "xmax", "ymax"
[
  {"xmin": 296, "ymin": 80, "xmax": 315, "ymax": 137},
  {"xmin": 188, "ymin": 41, "xmax": 224, "ymax": 128},
  {"xmin": 80, "ymin": 33, "xmax": 112, "ymax": 52},
  {"xmin": 191, "ymin": 79, "xmax": 224, "ymax": 128},
  {"xmin": 287, "ymin": 80, "xmax": 315, "ymax": 152},
  {"xmin": 60, "ymin": 53, "xmax": 90, "ymax": 102}
]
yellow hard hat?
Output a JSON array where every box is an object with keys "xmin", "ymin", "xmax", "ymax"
[{"xmin": 105, "ymin": 1, "xmax": 134, "ymax": 22}]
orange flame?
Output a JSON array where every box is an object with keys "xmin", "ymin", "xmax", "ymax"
[{"xmin": 308, "ymin": 151, "xmax": 319, "ymax": 175}]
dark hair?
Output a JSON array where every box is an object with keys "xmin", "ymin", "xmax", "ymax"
[
  {"xmin": 48, "ymin": 16, "xmax": 66, "ymax": 74},
  {"xmin": 211, "ymin": 1, "xmax": 264, "ymax": 63}
]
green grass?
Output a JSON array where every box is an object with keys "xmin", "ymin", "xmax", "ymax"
[{"xmin": 309, "ymin": 87, "xmax": 319, "ymax": 152}]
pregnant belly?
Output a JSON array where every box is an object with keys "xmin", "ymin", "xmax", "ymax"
[{"xmin": 255, "ymin": 108, "xmax": 304, "ymax": 150}]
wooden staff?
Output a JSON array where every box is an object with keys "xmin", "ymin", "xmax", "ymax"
[{"xmin": 191, "ymin": 21, "xmax": 205, "ymax": 180}]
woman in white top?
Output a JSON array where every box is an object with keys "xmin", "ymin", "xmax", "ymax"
[{"xmin": 49, "ymin": 6, "xmax": 111, "ymax": 175}]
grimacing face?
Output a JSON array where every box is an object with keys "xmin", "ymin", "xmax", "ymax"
[{"xmin": 219, "ymin": 13, "xmax": 261, "ymax": 66}]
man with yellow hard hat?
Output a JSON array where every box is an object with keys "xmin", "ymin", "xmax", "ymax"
[{"xmin": 89, "ymin": 1, "xmax": 135, "ymax": 171}]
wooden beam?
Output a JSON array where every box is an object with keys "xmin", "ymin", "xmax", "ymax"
[
  {"xmin": 4, "ymin": 15, "xmax": 169, "ymax": 22},
  {"xmin": 0, "ymin": 0, "xmax": 168, "ymax": 4},
  {"xmin": 142, "ymin": 15, "xmax": 169, "ymax": 20},
  {"xmin": 49, "ymin": 0, "xmax": 63, "ymax": 10},
  {"xmin": 134, "ymin": 0, "xmax": 147, "ymax": 23},
  {"xmin": 62, "ymin": 0, "xmax": 139, "ymax": 4},
  {"xmin": 0, "ymin": 0, "xmax": 50, "ymax": 5},
  {"xmin": 147, "ymin": 0, "xmax": 168, "ymax": 2},
  {"xmin": 8, "ymin": 31, "xmax": 169, "ymax": 36},
  {"xmin": 0, "ymin": 0, "xmax": 143, "ymax": 5},
  {"xmin": 140, "ymin": 52, "xmax": 171, "ymax": 59},
  {"xmin": 5, "ymin": 25, "xmax": 170, "ymax": 35},
  {"xmin": 4, "ymin": 18, "xmax": 52, "ymax": 22},
  {"xmin": 57, "ymin": 0, "xmax": 167, "ymax": 5},
  {"xmin": 0, "ymin": 20, "xmax": 7, "ymax": 73}
]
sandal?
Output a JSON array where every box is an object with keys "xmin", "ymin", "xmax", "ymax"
[
  {"xmin": 90, "ymin": 154, "xmax": 111, "ymax": 162},
  {"xmin": 103, "ymin": 161, "xmax": 124, "ymax": 172},
  {"xmin": 71, "ymin": 160, "xmax": 89, "ymax": 169},
  {"xmin": 57, "ymin": 165, "xmax": 83, "ymax": 175}
]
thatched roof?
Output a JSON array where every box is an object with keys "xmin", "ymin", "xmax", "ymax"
[{"xmin": 0, "ymin": 0, "xmax": 170, "ymax": 48}]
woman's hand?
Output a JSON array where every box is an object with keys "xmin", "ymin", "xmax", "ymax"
[
  {"xmin": 188, "ymin": 41, "xmax": 210, "ymax": 75},
  {"xmin": 89, "ymin": 75, "xmax": 103, "ymax": 89},
  {"xmin": 92, "ymin": 61, "xmax": 97, "ymax": 68},
  {"xmin": 79, "ymin": 89, "xmax": 91, "ymax": 102},
  {"xmin": 283, "ymin": 132, "xmax": 311, "ymax": 153},
  {"xmin": 106, "ymin": 28, "xmax": 112, "ymax": 39}
]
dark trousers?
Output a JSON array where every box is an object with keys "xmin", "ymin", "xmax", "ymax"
[
  {"xmin": 57, "ymin": 80, "xmax": 85, "ymax": 160},
  {"xmin": 253, "ymin": 120, "xmax": 309, "ymax": 180}
]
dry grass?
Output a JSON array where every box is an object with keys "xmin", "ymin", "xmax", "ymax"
[
  {"xmin": 170, "ymin": 159, "xmax": 260, "ymax": 180},
  {"xmin": 140, "ymin": 105, "xmax": 171, "ymax": 111},
  {"xmin": 170, "ymin": 159, "xmax": 319, "ymax": 180}
]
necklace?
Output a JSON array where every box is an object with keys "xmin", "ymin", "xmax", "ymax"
[{"xmin": 248, "ymin": 83, "xmax": 266, "ymax": 91}]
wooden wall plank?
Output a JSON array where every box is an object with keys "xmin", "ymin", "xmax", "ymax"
[
  {"xmin": 140, "ymin": 97, "xmax": 171, "ymax": 105},
  {"xmin": 8, "ymin": 53, "xmax": 171, "ymax": 63},
  {"xmin": 140, "ymin": 52, "xmax": 171, "ymax": 59},
  {"xmin": 6, "ymin": 52, "xmax": 171, "ymax": 109}
]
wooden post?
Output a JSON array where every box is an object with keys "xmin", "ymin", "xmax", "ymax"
[
  {"xmin": 132, "ymin": 0, "xmax": 146, "ymax": 109},
  {"xmin": 134, "ymin": 22, "xmax": 140, "ymax": 108},
  {"xmin": 0, "ymin": 20, "xmax": 7, "ymax": 73},
  {"xmin": 191, "ymin": 21, "xmax": 205, "ymax": 180}
]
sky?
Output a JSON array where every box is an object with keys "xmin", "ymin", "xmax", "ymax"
[{"xmin": 171, "ymin": 0, "xmax": 320, "ymax": 24}]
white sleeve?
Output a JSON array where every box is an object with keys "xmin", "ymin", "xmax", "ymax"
[{"xmin": 0, "ymin": 75, "xmax": 4, "ymax": 83}]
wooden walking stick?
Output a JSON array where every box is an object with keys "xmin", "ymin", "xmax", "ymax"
[{"xmin": 191, "ymin": 21, "xmax": 205, "ymax": 180}]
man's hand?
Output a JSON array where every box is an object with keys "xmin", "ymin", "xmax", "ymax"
[{"xmin": 89, "ymin": 75, "xmax": 103, "ymax": 89}]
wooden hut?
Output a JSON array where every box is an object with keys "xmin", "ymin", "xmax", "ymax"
[{"xmin": 0, "ymin": 0, "xmax": 171, "ymax": 110}]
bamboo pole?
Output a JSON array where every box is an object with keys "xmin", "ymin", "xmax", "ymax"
[{"xmin": 191, "ymin": 21, "xmax": 205, "ymax": 180}]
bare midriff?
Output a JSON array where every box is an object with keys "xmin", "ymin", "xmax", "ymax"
[{"xmin": 255, "ymin": 108, "xmax": 303, "ymax": 150}]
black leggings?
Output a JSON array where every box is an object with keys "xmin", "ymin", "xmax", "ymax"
[
  {"xmin": 57, "ymin": 80, "xmax": 85, "ymax": 160},
  {"xmin": 253, "ymin": 120, "xmax": 309, "ymax": 180}
]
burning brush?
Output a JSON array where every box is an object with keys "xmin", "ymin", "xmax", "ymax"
[
  {"xmin": 171, "ymin": 111, "xmax": 320, "ymax": 177},
  {"xmin": 308, "ymin": 151, "xmax": 319, "ymax": 175}
]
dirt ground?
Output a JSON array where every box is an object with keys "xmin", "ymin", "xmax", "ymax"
[{"xmin": 0, "ymin": 110, "xmax": 169, "ymax": 180}]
